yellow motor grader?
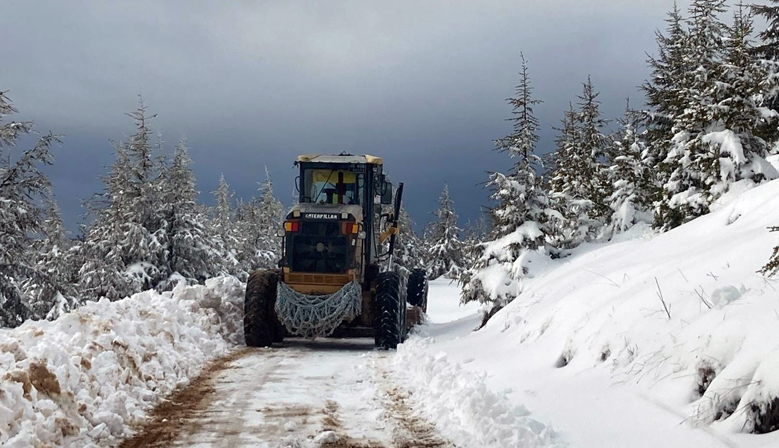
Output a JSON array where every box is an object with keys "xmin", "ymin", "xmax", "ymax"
[{"xmin": 244, "ymin": 154, "xmax": 428, "ymax": 349}]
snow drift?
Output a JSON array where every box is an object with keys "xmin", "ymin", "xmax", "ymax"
[
  {"xmin": 466, "ymin": 178, "xmax": 779, "ymax": 438},
  {"xmin": 0, "ymin": 276, "xmax": 244, "ymax": 447},
  {"xmin": 393, "ymin": 337, "xmax": 562, "ymax": 448}
]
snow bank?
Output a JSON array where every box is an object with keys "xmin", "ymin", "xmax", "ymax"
[
  {"xmin": 392, "ymin": 337, "xmax": 563, "ymax": 448},
  {"xmin": 0, "ymin": 276, "xmax": 244, "ymax": 447},
  {"xmin": 475, "ymin": 178, "xmax": 779, "ymax": 437}
]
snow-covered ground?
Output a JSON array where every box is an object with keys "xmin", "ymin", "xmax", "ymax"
[
  {"xmin": 6, "ymin": 174, "xmax": 779, "ymax": 448},
  {"xmin": 424, "ymin": 278, "xmax": 481, "ymax": 324},
  {"xmin": 0, "ymin": 277, "xmax": 244, "ymax": 448},
  {"xmin": 401, "ymin": 178, "xmax": 779, "ymax": 448}
]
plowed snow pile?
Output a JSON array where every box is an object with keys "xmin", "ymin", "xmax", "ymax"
[
  {"xmin": 402, "ymin": 179, "xmax": 779, "ymax": 448},
  {"xmin": 0, "ymin": 276, "xmax": 244, "ymax": 448}
]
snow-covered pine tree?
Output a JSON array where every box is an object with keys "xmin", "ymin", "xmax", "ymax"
[
  {"xmin": 425, "ymin": 184, "xmax": 464, "ymax": 280},
  {"xmin": 575, "ymin": 76, "xmax": 612, "ymax": 222},
  {"xmin": 258, "ymin": 167, "xmax": 285, "ymax": 263},
  {"xmin": 459, "ymin": 215, "xmax": 488, "ymax": 276},
  {"xmin": 712, "ymin": 4, "xmax": 778, "ymax": 182},
  {"xmin": 236, "ymin": 167, "xmax": 285, "ymax": 273},
  {"xmin": 642, "ymin": 1, "xmax": 689, "ymax": 196},
  {"xmin": 546, "ymin": 103, "xmax": 598, "ymax": 250},
  {"xmin": 160, "ymin": 137, "xmax": 224, "ymax": 285},
  {"xmin": 394, "ymin": 204, "xmax": 426, "ymax": 271},
  {"xmin": 655, "ymin": 0, "xmax": 729, "ymax": 229},
  {"xmin": 21, "ymin": 191, "xmax": 80, "ymax": 320},
  {"xmin": 212, "ymin": 174, "xmax": 242, "ymax": 276},
  {"xmin": 123, "ymin": 99, "xmax": 167, "ymax": 274},
  {"xmin": 80, "ymin": 100, "xmax": 169, "ymax": 299},
  {"xmin": 753, "ymin": 0, "xmax": 779, "ymax": 133},
  {"xmin": 606, "ymin": 103, "xmax": 654, "ymax": 235},
  {"xmin": 657, "ymin": 1, "xmax": 778, "ymax": 230},
  {"xmin": 489, "ymin": 53, "xmax": 549, "ymax": 244},
  {"xmin": 754, "ymin": 0, "xmax": 779, "ymax": 59},
  {"xmin": 79, "ymin": 144, "xmax": 138, "ymax": 301},
  {"xmin": 461, "ymin": 55, "xmax": 549, "ymax": 304},
  {"xmin": 0, "ymin": 91, "xmax": 63, "ymax": 327}
]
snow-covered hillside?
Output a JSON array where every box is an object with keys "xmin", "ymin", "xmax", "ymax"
[
  {"xmin": 407, "ymin": 179, "xmax": 779, "ymax": 447},
  {"xmin": 0, "ymin": 277, "xmax": 244, "ymax": 448}
]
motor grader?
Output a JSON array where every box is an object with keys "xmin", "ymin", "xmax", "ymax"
[{"xmin": 244, "ymin": 154, "xmax": 428, "ymax": 349}]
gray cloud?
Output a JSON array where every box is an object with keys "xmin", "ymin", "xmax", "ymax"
[{"xmin": 2, "ymin": 0, "xmax": 740, "ymax": 232}]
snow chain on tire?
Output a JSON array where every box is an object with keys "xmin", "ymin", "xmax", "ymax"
[{"xmin": 375, "ymin": 272, "xmax": 402, "ymax": 349}]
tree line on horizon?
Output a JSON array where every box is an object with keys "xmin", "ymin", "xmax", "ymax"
[
  {"xmin": 458, "ymin": 0, "xmax": 779, "ymax": 306},
  {"xmin": 0, "ymin": 93, "xmax": 295, "ymax": 327}
]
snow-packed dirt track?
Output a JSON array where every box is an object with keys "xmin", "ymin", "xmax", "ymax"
[{"xmin": 120, "ymin": 339, "xmax": 450, "ymax": 448}]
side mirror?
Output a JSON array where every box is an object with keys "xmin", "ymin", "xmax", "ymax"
[
  {"xmin": 294, "ymin": 176, "xmax": 301, "ymax": 193},
  {"xmin": 276, "ymin": 227, "xmax": 286, "ymax": 237},
  {"xmin": 381, "ymin": 181, "xmax": 393, "ymax": 205}
]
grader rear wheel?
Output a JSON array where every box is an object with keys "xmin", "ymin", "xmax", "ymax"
[{"xmin": 407, "ymin": 268, "xmax": 428, "ymax": 312}]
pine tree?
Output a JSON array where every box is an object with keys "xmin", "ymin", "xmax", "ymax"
[
  {"xmin": 655, "ymin": 1, "xmax": 778, "ymax": 229},
  {"xmin": 80, "ymin": 99, "xmax": 166, "ymax": 299},
  {"xmin": 79, "ymin": 144, "xmax": 137, "ymax": 300},
  {"xmin": 643, "ymin": 1, "xmax": 690, "ymax": 178},
  {"xmin": 575, "ymin": 76, "xmax": 612, "ymax": 221},
  {"xmin": 752, "ymin": 0, "xmax": 779, "ymax": 140},
  {"xmin": 394, "ymin": 204, "xmax": 426, "ymax": 271},
  {"xmin": 655, "ymin": 0, "xmax": 729, "ymax": 229},
  {"xmin": 425, "ymin": 184, "xmax": 464, "ymax": 280},
  {"xmin": 257, "ymin": 167, "xmax": 285, "ymax": 263},
  {"xmin": 607, "ymin": 104, "xmax": 654, "ymax": 235},
  {"xmin": 547, "ymin": 103, "xmax": 598, "ymax": 249},
  {"xmin": 212, "ymin": 174, "xmax": 242, "ymax": 276},
  {"xmin": 754, "ymin": 0, "xmax": 779, "ymax": 57},
  {"xmin": 22, "ymin": 192, "xmax": 80, "ymax": 319},
  {"xmin": 461, "ymin": 56, "xmax": 551, "ymax": 304},
  {"xmin": 0, "ymin": 91, "xmax": 63, "ymax": 326},
  {"xmin": 160, "ymin": 138, "xmax": 224, "ymax": 285},
  {"xmin": 235, "ymin": 167, "xmax": 285, "ymax": 273},
  {"xmin": 713, "ymin": 4, "xmax": 778, "ymax": 183},
  {"xmin": 489, "ymin": 53, "xmax": 549, "ymax": 246},
  {"xmin": 460, "ymin": 215, "xmax": 489, "ymax": 274}
]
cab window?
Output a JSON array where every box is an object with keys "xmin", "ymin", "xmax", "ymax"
[{"xmin": 303, "ymin": 169, "xmax": 363, "ymax": 205}]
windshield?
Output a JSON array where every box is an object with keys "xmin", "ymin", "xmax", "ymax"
[{"xmin": 303, "ymin": 169, "xmax": 364, "ymax": 205}]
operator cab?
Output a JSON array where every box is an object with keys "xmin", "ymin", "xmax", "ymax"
[
  {"xmin": 296, "ymin": 153, "xmax": 388, "ymax": 207},
  {"xmin": 281, "ymin": 154, "xmax": 393, "ymax": 294}
]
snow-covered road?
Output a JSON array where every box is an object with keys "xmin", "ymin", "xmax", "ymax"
[{"xmin": 120, "ymin": 339, "xmax": 450, "ymax": 448}]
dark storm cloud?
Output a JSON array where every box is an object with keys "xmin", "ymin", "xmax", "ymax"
[{"xmin": 2, "ymin": 0, "xmax": 700, "ymax": 231}]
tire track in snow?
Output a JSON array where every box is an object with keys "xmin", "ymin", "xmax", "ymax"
[
  {"xmin": 118, "ymin": 347, "xmax": 258, "ymax": 448},
  {"xmin": 119, "ymin": 339, "xmax": 451, "ymax": 448},
  {"xmin": 370, "ymin": 355, "xmax": 451, "ymax": 448}
]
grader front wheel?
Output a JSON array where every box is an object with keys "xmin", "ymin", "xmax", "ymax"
[
  {"xmin": 244, "ymin": 269, "xmax": 281, "ymax": 347},
  {"xmin": 374, "ymin": 272, "xmax": 403, "ymax": 349}
]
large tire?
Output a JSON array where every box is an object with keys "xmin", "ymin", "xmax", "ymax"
[
  {"xmin": 407, "ymin": 268, "xmax": 428, "ymax": 311},
  {"xmin": 374, "ymin": 272, "xmax": 402, "ymax": 350},
  {"xmin": 244, "ymin": 270, "xmax": 279, "ymax": 347}
]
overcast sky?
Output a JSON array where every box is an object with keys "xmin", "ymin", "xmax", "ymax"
[{"xmin": 2, "ymin": 0, "xmax": 760, "ymax": 233}]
